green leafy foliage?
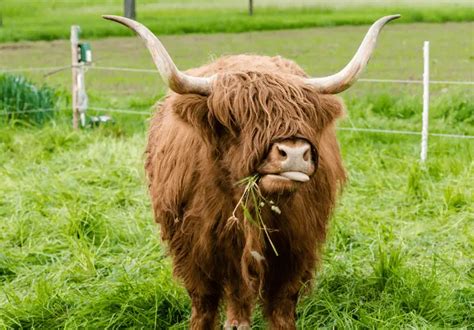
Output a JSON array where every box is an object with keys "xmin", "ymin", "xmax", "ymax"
[{"xmin": 0, "ymin": 74, "xmax": 57, "ymax": 125}]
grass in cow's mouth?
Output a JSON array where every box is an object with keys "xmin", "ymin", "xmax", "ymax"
[{"xmin": 228, "ymin": 174, "xmax": 280, "ymax": 256}]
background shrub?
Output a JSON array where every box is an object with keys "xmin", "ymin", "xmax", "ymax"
[{"xmin": 0, "ymin": 74, "xmax": 57, "ymax": 125}]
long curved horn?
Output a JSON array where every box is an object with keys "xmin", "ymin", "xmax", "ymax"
[
  {"xmin": 102, "ymin": 15, "xmax": 213, "ymax": 95},
  {"xmin": 306, "ymin": 15, "xmax": 400, "ymax": 94}
]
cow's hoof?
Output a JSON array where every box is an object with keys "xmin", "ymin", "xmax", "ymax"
[
  {"xmin": 224, "ymin": 320, "xmax": 250, "ymax": 330},
  {"xmin": 224, "ymin": 319, "xmax": 238, "ymax": 330}
]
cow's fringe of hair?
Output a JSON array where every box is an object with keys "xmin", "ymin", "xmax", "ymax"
[{"xmin": 206, "ymin": 70, "xmax": 344, "ymax": 180}]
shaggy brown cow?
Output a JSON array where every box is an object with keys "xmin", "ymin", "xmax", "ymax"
[{"xmin": 104, "ymin": 15, "xmax": 399, "ymax": 329}]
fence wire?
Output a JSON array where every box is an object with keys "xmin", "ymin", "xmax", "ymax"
[
  {"xmin": 1, "ymin": 65, "xmax": 473, "ymax": 141},
  {"xmin": 2, "ymin": 65, "xmax": 474, "ymax": 86},
  {"xmin": 337, "ymin": 127, "xmax": 474, "ymax": 139},
  {"xmin": 358, "ymin": 78, "xmax": 474, "ymax": 85},
  {"xmin": 0, "ymin": 108, "xmax": 58, "ymax": 115},
  {"xmin": 2, "ymin": 107, "xmax": 473, "ymax": 139},
  {"xmin": 0, "ymin": 66, "xmax": 70, "ymax": 73}
]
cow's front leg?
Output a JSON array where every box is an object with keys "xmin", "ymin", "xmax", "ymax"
[
  {"xmin": 189, "ymin": 291, "xmax": 221, "ymax": 330},
  {"xmin": 223, "ymin": 283, "xmax": 254, "ymax": 329},
  {"xmin": 263, "ymin": 291, "xmax": 299, "ymax": 330}
]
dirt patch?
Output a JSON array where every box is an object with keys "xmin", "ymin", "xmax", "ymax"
[{"xmin": 0, "ymin": 44, "xmax": 32, "ymax": 50}]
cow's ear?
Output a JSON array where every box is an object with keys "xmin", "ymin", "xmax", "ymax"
[
  {"xmin": 315, "ymin": 94, "xmax": 346, "ymax": 128},
  {"xmin": 172, "ymin": 94, "xmax": 221, "ymax": 141}
]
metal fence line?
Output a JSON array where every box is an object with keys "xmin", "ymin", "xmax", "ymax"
[
  {"xmin": 88, "ymin": 106, "xmax": 151, "ymax": 115},
  {"xmin": 1, "ymin": 107, "xmax": 472, "ymax": 139},
  {"xmin": 1, "ymin": 65, "xmax": 474, "ymax": 86},
  {"xmin": 338, "ymin": 127, "xmax": 421, "ymax": 135},
  {"xmin": 90, "ymin": 66, "xmax": 157, "ymax": 73},
  {"xmin": 90, "ymin": 67, "xmax": 474, "ymax": 85},
  {"xmin": 0, "ymin": 66, "xmax": 70, "ymax": 73},
  {"xmin": 358, "ymin": 78, "xmax": 474, "ymax": 85},
  {"xmin": 0, "ymin": 107, "xmax": 151, "ymax": 116},
  {"xmin": 430, "ymin": 132, "xmax": 474, "ymax": 139},
  {"xmin": 2, "ymin": 59, "xmax": 474, "ymax": 142},
  {"xmin": 0, "ymin": 108, "xmax": 58, "ymax": 115},
  {"xmin": 337, "ymin": 127, "xmax": 474, "ymax": 140}
]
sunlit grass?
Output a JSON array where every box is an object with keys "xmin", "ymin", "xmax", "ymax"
[{"xmin": 0, "ymin": 98, "xmax": 472, "ymax": 327}]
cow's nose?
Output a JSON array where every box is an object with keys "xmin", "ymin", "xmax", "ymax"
[{"xmin": 270, "ymin": 140, "xmax": 313, "ymax": 173}]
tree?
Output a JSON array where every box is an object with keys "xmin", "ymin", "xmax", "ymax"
[
  {"xmin": 124, "ymin": 0, "xmax": 136, "ymax": 20},
  {"xmin": 249, "ymin": 0, "xmax": 253, "ymax": 16}
]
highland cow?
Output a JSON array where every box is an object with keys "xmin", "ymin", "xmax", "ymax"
[{"xmin": 104, "ymin": 14, "xmax": 399, "ymax": 329}]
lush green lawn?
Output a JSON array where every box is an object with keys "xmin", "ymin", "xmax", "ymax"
[
  {"xmin": 0, "ymin": 21, "xmax": 473, "ymax": 328},
  {"xmin": 1, "ymin": 0, "xmax": 473, "ymax": 42},
  {"xmin": 0, "ymin": 113, "xmax": 472, "ymax": 328}
]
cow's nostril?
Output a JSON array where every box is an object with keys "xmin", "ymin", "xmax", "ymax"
[
  {"xmin": 278, "ymin": 148, "xmax": 287, "ymax": 158},
  {"xmin": 303, "ymin": 149, "xmax": 311, "ymax": 162}
]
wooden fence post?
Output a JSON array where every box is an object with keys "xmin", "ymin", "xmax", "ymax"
[
  {"xmin": 124, "ymin": 0, "xmax": 136, "ymax": 20},
  {"xmin": 70, "ymin": 26, "xmax": 80, "ymax": 130}
]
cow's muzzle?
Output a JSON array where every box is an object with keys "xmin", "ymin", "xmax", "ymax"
[{"xmin": 258, "ymin": 138, "xmax": 317, "ymax": 192}]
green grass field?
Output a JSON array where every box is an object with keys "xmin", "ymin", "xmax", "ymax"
[
  {"xmin": 1, "ymin": 0, "xmax": 473, "ymax": 42},
  {"xmin": 2, "ymin": 22, "xmax": 473, "ymax": 134},
  {"xmin": 0, "ymin": 11, "xmax": 473, "ymax": 330}
]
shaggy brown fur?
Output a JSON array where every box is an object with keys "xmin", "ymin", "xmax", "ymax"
[{"xmin": 145, "ymin": 54, "xmax": 346, "ymax": 329}]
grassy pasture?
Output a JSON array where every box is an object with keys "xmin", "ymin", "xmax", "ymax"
[
  {"xmin": 1, "ymin": 0, "xmax": 474, "ymax": 42},
  {"xmin": 1, "ymin": 22, "xmax": 473, "ymax": 134},
  {"xmin": 0, "ymin": 20, "xmax": 473, "ymax": 328}
]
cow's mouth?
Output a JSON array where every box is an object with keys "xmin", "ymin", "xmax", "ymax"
[
  {"xmin": 259, "ymin": 170, "xmax": 312, "ymax": 193},
  {"xmin": 264, "ymin": 171, "xmax": 310, "ymax": 183}
]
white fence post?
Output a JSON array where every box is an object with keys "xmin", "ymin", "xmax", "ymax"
[
  {"xmin": 70, "ymin": 26, "xmax": 80, "ymax": 129},
  {"xmin": 77, "ymin": 64, "xmax": 88, "ymax": 128},
  {"xmin": 420, "ymin": 41, "xmax": 430, "ymax": 163}
]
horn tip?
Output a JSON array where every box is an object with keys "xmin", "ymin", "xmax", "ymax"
[
  {"xmin": 102, "ymin": 14, "xmax": 118, "ymax": 20},
  {"xmin": 375, "ymin": 14, "xmax": 400, "ymax": 27},
  {"xmin": 102, "ymin": 15, "xmax": 133, "ymax": 24},
  {"xmin": 386, "ymin": 14, "xmax": 401, "ymax": 21}
]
